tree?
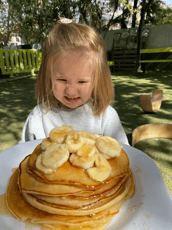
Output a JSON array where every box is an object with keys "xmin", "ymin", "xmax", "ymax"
[
  {"xmin": 144, "ymin": 0, "xmax": 164, "ymax": 25},
  {"xmin": 4, "ymin": 0, "xmax": 77, "ymax": 47},
  {"xmin": 132, "ymin": 0, "xmax": 165, "ymax": 27},
  {"xmin": 145, "ymin": 3, "xmax": 172, "ymax": 25},
  {"xmin": 77, "ymin": 0, "xmax": 92, "ymax": 25},
  {"xmin": 90, "ymin": 0, "xmax": 105, "ymax": 32},
  {"xmin": 136, "ymin": 0, "xmax": 154, "ymax": 69},
  {"xmin": 0, "ymin": 0, "xmax": 18, "ymax": 45},
  {"xmin": 132, "ymin": 0, "xmax": 138, "ymax": 27},
  {"xmin": 1, "ymin": 0, "xmax": 168, "ymax": 48},
  {"xmin": 7, "ymin": 0, "xmax": 55, "ymax": 46},
  {"xmin": 77, "ymin": 0, "xmax": 108, "ymax": 33}
]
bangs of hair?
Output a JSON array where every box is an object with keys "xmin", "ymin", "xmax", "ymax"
[{"xmin": 35, "ymin": 23, "xmax": 114, "ymax": 115}]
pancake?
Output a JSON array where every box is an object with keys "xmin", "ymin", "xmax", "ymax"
[
  {"xmin": 19, "ymin": 155, "xmax": 129, "ymax": 197},
  {"xmin": 27, "ymin": 144, "xmax": 129, "ymax": 189},
  {"xmin": 7, "ymin": 168, "xmax": 135, "ymax": 229},
  {"xmin": 22, "ymin": 176, "xmax": 132, "ymax": 215},
  {"xmin": 6, "ymin": 126, "xmax": 135, "ymax": 230},
  {"xmin": 31, "ymin": 174, "xmax": 129, "ymax": 209},
  {"xmin": 19, "ymin": 156, "xmax": 87, "ymax": 196}
]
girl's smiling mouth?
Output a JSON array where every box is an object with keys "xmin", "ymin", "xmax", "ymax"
[{"xmin": 64, "ymin": 96, "xmax": 80, "ymax": 103}]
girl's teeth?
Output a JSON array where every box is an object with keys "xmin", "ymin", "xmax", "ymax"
[
  {"xmin": 68, "ymin": 97, "xmax": 78, "ymax": 100},
  {"xmin": 65, "ymin": 96, "xmax": 79, "ymax": 101}
]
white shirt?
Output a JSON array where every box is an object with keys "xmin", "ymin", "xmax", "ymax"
[{"xmin": 20, "ymin": 103, "xmax": 129, "ymax": 145}]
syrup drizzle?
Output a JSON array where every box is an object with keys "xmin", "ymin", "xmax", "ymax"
[
  {"xmin": 0, "ymin": 193, "xmax": 58, "ymax": 230},
  {"xmin": 0, "ymin": 193, "xmax": 10, "ymax": 216},
  {"xmin": 0, "ymin": 167, "xmax": 110, "ymax": 230}
]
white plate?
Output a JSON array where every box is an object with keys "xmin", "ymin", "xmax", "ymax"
[{"xmin": 0, "ymin": 140, "xmax": 172, "ymax": 230}]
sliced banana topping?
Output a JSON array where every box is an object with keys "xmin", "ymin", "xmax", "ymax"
[
  {"xmin": 70, "ymin": 145, "xmax": 97, "ymax": 169},
  {"xmin": 65, "ymin": 131, "xmax": 85, "ymax": 153},
  {"xmin": 70, "ymin": 153, "xmax": 96, "ymax": 169},
  {"xmin": 96, "ymin": 136, "xmax": 122, "ymax": 158},
  {"xmin": 41, "ymin": 144, "xmax": 69, "ymax": 170},
  {"xmin": 77, "ymin": 131, "xmax": 99, "ymax": 145},
  {"xmin": 49, "ymin": 125, "xmax": 74, "ymax": 143},
  {"xmin": 36, "ymin": 126, "xmax": 122, "ymax": 181},
  {"xmin": 35, "ymin": 154, "xmax": 54, "ymax": 174},
  {"xmin": 77, "ymin": 145, "xmax": 96, "ymax": 157},
  {"xmin": 86, "ymin": 153, "xmax": 111, "ymax": 182},
  {"xmin": 90, "ymin": 133, "xmax": 102, "ymax": 139},
  {"xmin": 101, "ymin": 153, "xmax": 111, "ymax": 160},
  {"xmin": 41, "ymin": 137, "xmax": 56, "ymax": 151}
]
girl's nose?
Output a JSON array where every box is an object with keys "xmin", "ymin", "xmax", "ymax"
[{"xmin": 65, "ymin": 84, "xmax": 77, "ymax": 97}]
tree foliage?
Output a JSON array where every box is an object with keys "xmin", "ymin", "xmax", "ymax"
[
  {"xmin": 0, "ymin": 0, "xmax": 170, "ymax": 46},
  {"xmin": 145, "ymin": 3, "xmax": 172, "ymax": 25},
  {"xmin": 0, "ymin": 0, "xmax": 17, "ymax": 45},
  {"xmin": 4, "ymin": 0, "xmax": 77, "ymax": 46}
]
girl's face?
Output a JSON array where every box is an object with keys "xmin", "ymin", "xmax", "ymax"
[{"xmin": 52, "ymin": 52, "xmax": 95, "ymax": 109}]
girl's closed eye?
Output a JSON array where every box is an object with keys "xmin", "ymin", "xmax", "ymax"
[
  {"xmin": 56, "ymin": 78, "xmax": 67, "ymax": 82},
  {"xmin": 78, "ymin": 80, "xmax": 87, "ymax": 84}
]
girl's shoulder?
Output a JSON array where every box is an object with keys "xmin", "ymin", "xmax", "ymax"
[
  {"xmin": 29, "ymin": 104, "xmax": 47, "ymax": 117},
  {"xmin": 104, "ymin": 105, "xmax": 118, "ymax": 117}
]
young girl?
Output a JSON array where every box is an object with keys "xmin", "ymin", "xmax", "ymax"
[{"xmin": 20, "ymin": 20, "xmax": 129, "ymax": 145}]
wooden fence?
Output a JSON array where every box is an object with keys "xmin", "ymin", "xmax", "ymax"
[
  {"xmin": 0, "ymin": 49, "xmax": 42, "ymax": 77},
  {"xmin": 140, "ymin": 47, "xmax": 172, "ymax": 72},
  {"xmin": 111, "ymin": 47, "xmax": 172, "ymax": 72},
  {"xmin": 111, "ymin": 48, "xmax": 137, "ymax": 72}
]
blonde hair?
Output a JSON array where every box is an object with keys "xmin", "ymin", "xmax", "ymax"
[{"xmin": 35, "ymin": 22, "xmax": 114, "ymax": 116}]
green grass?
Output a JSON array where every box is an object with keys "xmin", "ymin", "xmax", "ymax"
[
  {"xmin": 0, "ymin": 70, "xmax": 172, "ymax": 196},
  {"xmin": 111, "ymin": 70, "xmax": 172, "ymax": 196},
  {"xmin": 0, "ymin": 75, "xmax": 37, "ymax": 151}
]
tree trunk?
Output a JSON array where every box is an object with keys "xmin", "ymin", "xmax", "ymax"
[
  {"xmin": 136, "ymin": 0, "xmax": 154, "ymax": 72},
  {"xmin": 4, "ymin": 3, "xmax": 11, "ymax": 46},
  {"xmin": 121, "ymin": 0, "xmax": 129, "ymax": 29},
  {"xmin": 136, "ymin": 0, "xmax": 146, "ymax": 71},
  {"xmin": 132, "ymin": 0, "xmax": 138, "ymax": 28}
]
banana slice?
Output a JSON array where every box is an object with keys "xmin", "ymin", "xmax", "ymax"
[
  {"xmin": 41, "ymin": 144, "xmax": 69, "ymax": 170},
  {"xmin": 101, "ymin": 153, "xmax": 111, "ymax": 160},
  {"xmin": 41, "ymin": 137, "xmax": 56, "ymax": 151},
  {"xmin": 77, "ymin": 131, "xmax": 101, "ymax": 145},
  {"xmin": 35, "ymin": 154, "xmax": 54, "ymax": 174},
  {"xmin": 49, "ymin": 125, "xmax": 74, "ymax": 143},
  {"xmin": 77, "ymin": 145, "xmax": 96, "ymax": 157},
  {"xmin": 70, "ymin": 152, "xmax": 96, "ymax": 169},
  {"xmin": 65, "ymin": 131, "xmax": 85, "ymax": 153},
  {"xmin": 90, "ymin": 133, "xmax": 102, "ymax": 139},
  {"xmin": 86, "ymin": 153, "xmax": 111, "ymax": 182},
  {"xmin": 96, "ymin": 136, "xmax": 122, "ymax": 158}
]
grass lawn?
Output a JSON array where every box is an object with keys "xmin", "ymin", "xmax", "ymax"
[{"xmin": 0, "ymin": 70, "xmax": 172, "ymax": 196}]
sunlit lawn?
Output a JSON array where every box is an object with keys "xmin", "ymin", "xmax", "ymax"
[
  {"xmin": 111, "ymin": 70, "xmax": 172, "ymax": 196},
  {"xmin": 0, "ymin": 70, "xmax": 172, "ymax": 196}
]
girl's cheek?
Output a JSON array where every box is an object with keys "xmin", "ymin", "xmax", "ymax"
[{"xmin": 54, "ymin": 82, "xmax": 62, "ymax": 90}]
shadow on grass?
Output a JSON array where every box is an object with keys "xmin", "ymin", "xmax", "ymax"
[
  {"xmin": 134, "ymin": 138, "xmax": 172, "ymax": 193},
  {"xmin": 111, "ymin": 71, "xmax": 172, "ymax": 144},
  {"xmin": 110, "ymin": 70, "xmax": 172, "ymax": 195},
  {"xmin": 0, "ymin": 75, "xmax": 37, "ymax": 148}
]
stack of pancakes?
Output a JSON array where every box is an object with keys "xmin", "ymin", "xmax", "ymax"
[{"xmin": 7, "ymin": 126, "xmax": 135, "ymax": 230}]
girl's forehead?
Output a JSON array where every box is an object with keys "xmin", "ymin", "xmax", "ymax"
[
  {"xmin": 55, "ymin": 49, "xmax": 96, "ymax": 64},
  {"xmin": 52, "ymin": 54, "xmax": 95, "ymax": 80},
  {"xmin": 53, "ymin": 51, "xmax": 95, "ymax": 72}
]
